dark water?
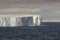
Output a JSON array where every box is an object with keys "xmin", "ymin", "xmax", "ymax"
[{"xmin": 0, "ymin": 22, "xmax": 60, "ymax": 40}]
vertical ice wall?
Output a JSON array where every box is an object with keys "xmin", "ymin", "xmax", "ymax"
[
  {"xmin": 33, "ymin": 16, "xmax": 41, "ymax": 26},
  {"xmin": 0, "ymin": 15, "xmax": 41, "ymax": 27},
  {"xmin": 0, "ymin": 18, "xmax": 2, "ymax": 26},
  {"xmin": 0, "ymin": 17, "xmax": 16, "ymax": 26},
  {"xmin": 2, "ymin": 17, "xmax": 10, "ymax": 26},
  {"xmin": 10, "ymin": 17, "xmax": 16, "ymax": 26},
  {"xmin": 16, "ymin": 17, "xmax": 22, "ymax": 26}
]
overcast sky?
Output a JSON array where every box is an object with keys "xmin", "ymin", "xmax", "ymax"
[{"xmin": 0, "ymin": 0, "xmax": 60, "ymax": 21}]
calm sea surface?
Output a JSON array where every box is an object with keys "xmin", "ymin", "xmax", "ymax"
[{"xmin": 0, "ymin": 22, "xmax": 60, "ymax": 40}]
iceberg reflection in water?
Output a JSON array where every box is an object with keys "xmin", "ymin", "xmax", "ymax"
[{"xmin": 0, "ymin": 15, "xmax": 41, "ymax": 27}]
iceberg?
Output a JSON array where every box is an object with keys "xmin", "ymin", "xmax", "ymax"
[{"xmin": 0, "ymin": 15, "xmax": 42, "ymax": 27}]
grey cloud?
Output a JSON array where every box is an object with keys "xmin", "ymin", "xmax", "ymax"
[
  {"xmin": 0, "ymin": 0, "xmax": 60, "ymax": 4},
  {"xmin": 0, "ymin": 0, "xmax": 60, "ymax": 20}
]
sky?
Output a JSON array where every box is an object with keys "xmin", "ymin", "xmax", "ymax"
[{"xmin": 0, "ymin": 0, "xmax": 60, "ymax": 21}]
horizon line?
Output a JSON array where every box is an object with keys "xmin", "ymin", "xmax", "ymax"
[{"xmin": 42, "ymin": 20, "xmax": 60, "ymax": 22}]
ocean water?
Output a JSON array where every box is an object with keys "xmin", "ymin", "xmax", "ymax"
[{"xmin": 0, "ymin": 22, "xmax": 60, "ymax": 40}]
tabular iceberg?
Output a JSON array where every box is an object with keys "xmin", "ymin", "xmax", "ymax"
[{"xmin": 0, "ymin": 15, "xmax": 42, "ymax": 27}]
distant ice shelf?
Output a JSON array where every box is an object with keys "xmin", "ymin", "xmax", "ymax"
[
  {"xmin": 0, "ymin": 15, "xmax": 42, "ymax": 27},
  {"xmin": 42, "ymin": 20, "xmax": 60, "ymax": 22}
]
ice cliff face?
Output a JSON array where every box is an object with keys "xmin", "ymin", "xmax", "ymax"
[{"xmin": 0, "ymin": 15, "xmax": 41, "ymax": 27}]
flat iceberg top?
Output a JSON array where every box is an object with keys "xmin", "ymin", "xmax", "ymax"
[{"xmin": 0, "ymin": 15, "xmax": 40, "ymax": 17}]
